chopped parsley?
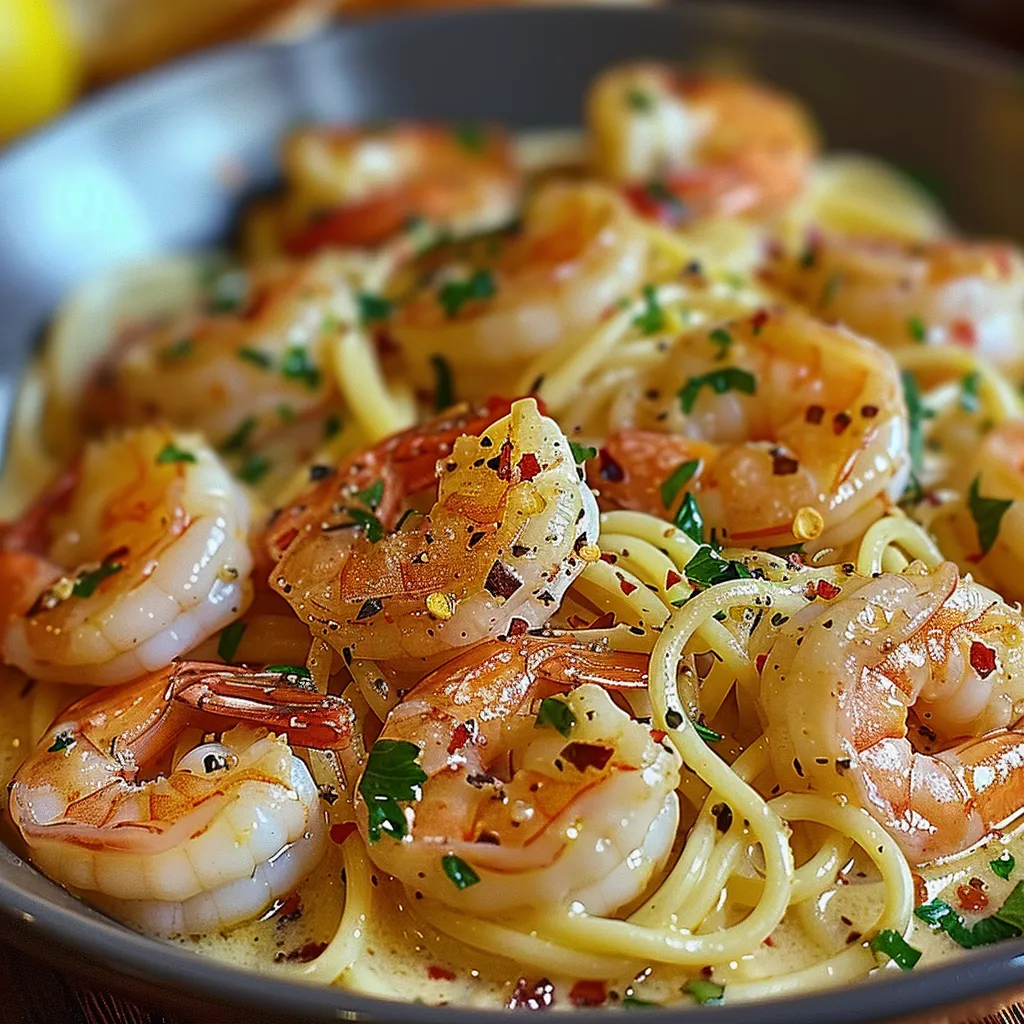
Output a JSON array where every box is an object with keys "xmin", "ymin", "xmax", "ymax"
[
  {"xmin": 441, "ymin": 853, "xmax": 480, "ymax": 889},
  {"xmin": 991, "ymin": 852, "xmax": 1015, "ymax": 880},
  {"xmin": 535, "ymin": 696, "xmax": 575, "ymax": 738},
  {"xmin": 673, "ymin": 492, "xmax": 704, "ymax": 545},
  {"xmin": 238, "ymin": 346, "xmax": 273, "ymax": 369},
  {"xmin": 281, "ymin": 346, "xmax": 321, "ymax": 390},
  {"xmin": 265, "ymin": 664, "xmax": 311, "ymax": 679},
  {"xmin": 901, "ymin": 371, "xmax": 934, "ymax": 476},
  {"xmin": 678, "ymin": 368, "xmax": 756, "ymax": 415},
  {"xmin": 155, "ymin": 442, "xmax": 196, "ymax": 464},
  {"xmin": 324, "ymin": 413, "xmax": 342, "ymax": 440},
  {"xmin": 907, "ymin": 314, "xmax": 927, "ymax": 343},
  {"xmin": 693, "ymin": 719, "xmax": 724, "ymax": 743},
  {"xmin": 277, "ymin": 404, "xmax": 296, "ymax": 423},
  {"xmin": 660, "ymin": 459, "xmax": 700, "ymax": 509},
  {"xmin": 709, "ymin": 327, "xmax": 733, "ymax": 359},
  {"xmin": 682, "ymin": 980, "xmax": 724, "ymax": 1005},
  {"xmin": 237, "ymin": 453, "xmax": 271, "ymax": 485},
  {"xmin": 358, "ymin": 738, "xmax": 428, "ymax": 843},
  {"xmin": 357, "ymin": 292, "xmax": 393, "ymax": 324},
  {"xmin": 438, "ymin": 269, "xmax": 495, "ymax": 318},
  {"xmin": 621, "ymin": 996, "xmax": 657, "ymax": 1009},
  {"xmin": 960, "ymin": 370, "xmax": 980, "ymax": 413},
  {"xmin": 868, "ymin": 930, "xmax": 921, "ymax": 971},
  {"xmin": 915, "ymin": 881, "xmax": 1024, "ymax": 949},
  {"xmin": 819, "ymin": 272, "xmax": 841, "ymax": 308},
  {"xmin": 684, "ymin": 545, "xmax": 752, "ymax": 589},
  {"xmin": 352, "ymin": 478, "xmax": 384, "ymax": 509},
  {"xmin": 47, "ymin": 732, "xmax": 75, "ymax": 754},
  {"xmin": 217, "ymin": 620, "xmax": 247, "ymax": 663},
  {"xmin": 72, "ymin": 561, "xmax": 122, "ymax": 598},
  {"xmin": 344, "ymin": 507, "xmax": 384, "ymax": 542},
  {"xmin": 453, "ymin": 123, "xmax": 487, "ymax": 152},
  {"xmin": 220, "ymin": 416, "xmax": 257, "ymax": 453},
  {"xmin": 569, "ymin": 440, "xmax": 597, "ymax": 465},
  {"xmin": 633, "ymin": 284, "xmax": 666, "ymax": 336},
  {"xmin": 431, "ymin": 353, "xmax": 454, "ymax": 411},
  {"xmin": 160, "ymin": 338, "xmax": 193, "ymax": 363},
  {"xmin": 625, "ymin": 87, "xmax": 654, "ymax": 111},
  {"xmin": 968, "ymin": 475, "xmax": 1012, "ymax": 556}
]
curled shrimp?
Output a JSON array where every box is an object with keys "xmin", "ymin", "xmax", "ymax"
[
  {"xmin": 357, "ymin": 635, "xmax": 680, "ymax": 914},
  {"xmin": 390, "ymin": 181, "xmax": 651, "ymax": 398},
  {"xmin": 8, "ymin": 661, "xmax": 354, "ymax": 936},
  {"xmin": 269, "ymin": 396, "xmax": 598, "ymax": 664},
  {"xmin": 762, "ymin": 232, "xmax": 1024, "ymax": 370},
  {"xmin": 0, "ymin": 427, "xmax": 253, "ymax": 686},
  {"xmin": 268, "ymin": 123, "xmax": 522, "ymax": 253},
  {"xmin": 595, "ymin": 306, "xmax": 909, "ymax": 550},
  {"xmin": 587, "ymin": 64, "xmax": 817, "ymax": 222},
  {"xmin": 760, "ymin": 561, "xmax": 1024, "ymax": 863}
]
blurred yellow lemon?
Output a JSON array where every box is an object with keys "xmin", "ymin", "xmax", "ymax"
[{"xmin": 0, "ymin": 0, "xmax": 80, "ymax": 143}]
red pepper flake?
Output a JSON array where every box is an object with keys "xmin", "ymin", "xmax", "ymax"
[
  {"xmin": 496, "ymin": 440, "xmax": 514, "ymax": 481},
  {"xmin": 805, "ymin": 405, "xmax": 825, "ymax": 425},
  {"xmin": 598, "ymin": 448, "xmax": 625, "ymax": 482},
  {"xmin": 751, "ymin": 309, "xmax": 769, "ymax": 335},
  {"xmin": 507, "ymin": 977, "xmax": 555, "ymax": 1011},
  {"xmin": 329, "ymin": 822, "xmax": 357, "ymax": 845},
  {"xmin": 275, "ymin": 891, "xmax": 303, "ymax": 924},
  {"xmin": 665, "ymin": 569, "xmax": 683, "ymax": 589},
  {"xmin": 969, "ymin": 640, "xmax": 997, "ymax": 679},
  {"xmin": 860, "ymin": 404, "xmax": 879, "ymax": 418},
  {"xmin": 273, "ymin": 526, "xmax": 298, "ymax": 552},
  {"xmin": 447, "ymin": 721, "xmax": 474, "ymax": 754},
  {"xmin": 755, "ymin": 653, "xmax": 767, "ymax": 674},
  {"xmin": 650, "ymin": 729, "xmax": 667, "ymax": 744},
  {"xmin": 956, "ymin": 880, "xmax": 989, "ymax": 913},
  {"xmin": 832, "ymin": 412, "xmax": 852, "ymax": 435},
  {"xmin": 560, "ymin": 742, "xmax": 614, "ymax": 772},
  {"xmin": 599, "ymin": 551, "xmax": 617, "ymax": 564},
  {"xmin": 912, "ymin": 873, "xmax": 928, "ymax": 906},
  {"xmin": 428, "ymin": 965, "xmax": 456, "ymax": 982},
  {"xmin": 569, "ymin": 981, "xmax": 607, "ymax": 1008},
  {"xmin": 517, "ymin": 453, "xmax": 541, "ymax": 481},
  {"xmin": 764, "ymin": 934, "xmax": 776, "ymax": 947},
  {"xmin": 485, "ymin": 560, "xmax": 523, "ymax": 600},
  {"xmin": 951, "ymin": 319, "xmax": 977, "ymax": 348},
  {"xmin": 274, "ymin": 941, "xmax": 328, "ymax": 964},
  {"xmin": 772, "ymin": 451, "xmax": 799, "ymax": 476},
  {"xmin": 618, "ymin": 577, "xmax": 638, "ymax": 596},
  {"xmin": 507, "ymin": 616, "xmax": 530, "ymax": 637},
  {"xmin": 815, "ymin": 579, "xmax": 841, "ymax": 600},
  {"xmin": 587, "ymin": 610, "xmax": 616, "ymax": 630}
]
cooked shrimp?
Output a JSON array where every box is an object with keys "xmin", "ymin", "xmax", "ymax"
[
  {"xmin": 269, "ymin": 397, "xmax": 598, "ymax": 664},
  {"xmin": 390, "ymin": 181, "xmax": 650, "ymax": 398},
  {"xmin": 595, "ymin": 306, "xmax": 909, "ymax": 549},
  {"xmin": 760, "ymin": 561, "xmax": 1024, "ymax": 863},
  {"xmin": 0, "ymin": 427, "xmax": 253, "ymax": 686},
  {"xmin": 82, "ymin": 255, "xmax": 353, "ymax": 458},
  {"xmin": 272, "ymin": 123, "xmax": 521, "ymax": 253},
  {"xmin": 9, "ymin": 661, "xmax": 354, "ymax": 936},
  {"xmin": 587, "ymin": 64, "xmax": 817, "ymax": 221},
  {"xmin": 357, "ymin": 635, "xmax": 680, "ymax": 914},
  {"xmin": 762, "ymin": 233, "xmax": 1024, "ymax": 371}
]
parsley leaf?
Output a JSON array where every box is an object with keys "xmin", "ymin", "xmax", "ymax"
[
  {"xmin": 220, "ymin": 416, "xmax": 257, "ymax": 453},
  {"xmin": 324, "ymin": 413, "xmax": 342, "ymax": 440},
  {"xmin": 907, "ymin": 314, "xmax": 927, "ymax": 343},
  {"xmin": 709, "ymin": 327, "xmax": 733, "ymax": 359},
  {"xmin": 358, "ymin": 739, "xmax": 428, "ymax": 843},
  {"xmin": 161, "ymin": 338, "xmax": 194, "ymax": 363},
  {"xmin": 915, "ymin": 882, "xmax": 1024, "ymax": 949},
  {"xmin": 678, "ymin": 368, "xmax": 756, "ymax": 415},
  {"xmin": 633, "ymin": 284, "xmax": 666, "ymax": 336},
  {"xmin": 441, "ymin": 853, "xmax": 480, "ymax": 889},
  {"xmin": 684, "ymin": 545, "xmax": 752, "ymax": 589},
  {"xmin": 992, "ymin": 852, "xmax": 1015, "ymax": 881},
  {"xmin": 72, "ymin": 562, "xmax": 123, "ymax": 598},
  {"xmin": 621, "ymin": 996, "xmax": 657, "ymax": 1009},
  {"xmin": 960, "ymin": 370, "xmax": 980, "ymax": 413},
  {"xmin": 352, "ymin": 479, "xmax": 384, "ymax": 510},
  {"xmin": 438, "ymin": 269, "xmax": 495, "ymax": 318},
  {"xmin": 901, "ymin": 370, "xmax": 934, "ymax": 476},
  {"xmin": 281, "ymin": 346, "xmax": 321, "ymax": 390},
  {"xmin": 569, "ymin": 440, "xmax": 597, "ymax": 465},
  {"xmin": 344, "ymin": 507, "xmax": 384, "ymax": 542},
  {"xmin": 358, "ymin": 292, "xmax": 393, "ymax": 324},
  {"xmin": 660, "ymin": 459, "xmax": 700, "ymax": 509},
  {"xmin": 47, "ymin": 732, "xmax": 75, "ymax": 754},
  {"xmin": 218, "ymin": 620, "xmax": 247, "ymax": 663},
  {"xmin": 535, "ymin": 696, "xmax": 575, "ymax": 738},
  {"xmin": 968, "ymin": 475, "xmax": 1012, "ymax": 556},
  {"xmin": 682, "ymin": 980, "xmax": 724, "ymax": 1005},
  {"xmin": 694, "ymin": 719, "xmax": 724, "ymax": 743},
  {"xmin": 869, "ymin": 930, "xmax": 921, "ymax": 971},
  {"xmin": 156, "ymin": 442, "xmax": 196, "ymax": 464},
  {"xmin": 238, "ymin": 346, "xmax": 273, "ymax": 369},
  {"xmin": 995, "ymin": 880, "xmax": 1024, "ymax": 931},
  {"xmin": 237, "ymin": 453, "xmax": 271, "ymax": 485},
  {"xmin": 431, "ymin": 353, "xmax": 454, "ymax": 412},
  {"xmin": 673, "ymin": 492, "xmax": 704, "ymax": 545},
  {"xmin": 625, "ymin": 88, "xmax": 654, "ymax": 112},
  {"xmin": 453, "ymin": 123, "xmax": 487, "ymax": 152},
  {"xmin": 265, "ymin": 664, "xmax": 311, "ymax": 680}
]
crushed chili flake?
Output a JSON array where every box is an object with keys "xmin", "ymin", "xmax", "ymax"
[
  {"xmin": 969, "ymin": 640, "xmax": 997, "ymax": 679},
  {"xmin": 665, "ymin": 569, "xmax": 683, "ymax": 588},
  {"xmin": 650, "ymin": 729, "xmax": 667, "ymax": 744},
  {"xmin": 507, "ymin": 977, "xmax": 555, "ymax": 1011},
  {"xmin": 587, "ymin": 610, "xmax": 616, "ymax": 630},
  {"xmin": 329, "ymin": 822, "xmax": 357, "ymax": 845},
  {"xmin": 832, "ymin": 412, "xmax": 852, "ymax": 435},
  {"xmin": 274, "ymin": 941, "xmax": 328, "ymax": 964},
  {"xmin": 815, "ymin": 580, "xmax": 841, "ymax": 600},
  {"xmin": 518, "ymin": 453, "xmax": 541, "ymax": 481},
  {"xmin": 772, "ymin": 452, "xmax": 799, "ymax": 476},
  {"xmin": 485, "ymin": 560, "xmax": 523, "ymax": 600},
  {"xmin": 275, "ymin": 891, "xmax": 303, "ymax": 924},
  {"xmin": 569, "ymin": 981, "xmax": 607, "ymax": 1008},
  {"xmin": 956, "ymin": 880, "xmax": 989, "ymax": 913},
  {"xmin": 447, "ymin": 721, "xmax": 474, "ymax": 754},
  {"xmin": 755, "ymin": 653, "xmax": 767, "ymax": 674},
  {"xmin": 618, "ymin": 577, "xmax": 638, "ymax": 596},
  {"xmin": 598, "ymin": 448, "xmax": 625, "ymax": 482},
  {"xmin": 764, "ymin": 934, "xmax": 776, "ymax": 947},
  {"xmin": 560, "ymin": 742, "xmax": 614, "ymax": 772},
  {"xmin": 860, "ymin": 404, "xmax": 879, "ymax": 418},
  {"xmin": 428, "ymin": 965, "xmax": 456, "ymax": 981},
  {"xmin": 751, "ymin": 309, "xmax": 769, "ymax": 335},
  {"xmin": 274, "ymin": 526, "xmax": 298, "ymax": 551},
  {"xmin": 496, "ymin": 440, "xmax": 514, "ymax": 481},
  {"xmin": 912, "ymin": 873, "xmax": 928, "ymax": 906},
  {"xmin": 508, "ymin": 616, "xmax": 530, "ymax": 636},
  {"xmin": 951, "ymin": 319, "xmax": 977, "ymax": 348},
  {"xmin": 599, "ymin": 551, "xmax": 617, "ymax": 564},
  {"xmin": 805, "ymin": 405, "xmax": 825, "ymax": 425}
]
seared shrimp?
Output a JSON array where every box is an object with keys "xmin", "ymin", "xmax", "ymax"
[
  {"xmin": 83, "ymin": 255, "xmax": 352, "ymax": 460},
  {"xmin": 358, "ymin": 635, "xmax": 680, "ymax": 914},
  {"xmin": 763, "ymin": 233, "xmax": 1024, "ymax": 371},
  {"xmin": 0, "ymin": 427, "xmax": 253, "ymax": 686},
  {"xmin": 587, "ymin": 64, "xmax": 816, "ymax": 221},
  {"xmin": 8, "ymin": 661, "xmax": 354, "ymax": 936},
  {"xmin": 272, "ymin": 123, "xmax": 521, "ymax": 253},
  {"xmin": 596, "ymin": 307, "xmax": 909, "ymax": 549},
  {"xmin": 390, "ymin": 181, "xmax": 650, "ymax": 398},
  {"xmin": 760, "ymin": 561, "xmax": 1024, "ymax": 863},
  {"xmin": 270, "ymin": 397, "xmax": 598, "ymax": 663}
]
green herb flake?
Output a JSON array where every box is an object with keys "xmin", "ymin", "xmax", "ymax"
[
  {"xmin": 160, "ymin": 338, "xmax": 194, "ymax": 363},
  {"xmin": 352, "ymin": 478, "xmax": 384, "ymax": 510},
  {"xmin": 633, "ymin": 284, "xmax": 666, "ymax": 336},
  {"xmin": 453, "ymin": 123, "xmax": 487, "ymax": 152},
  {"xmin": 217, "ymin": 620, "xmax": 247, "ymax": 663},
  {"xmin": 673, "ymin": 492, "xmax": 705, "ymax": 546},
  {"xmin": 324, "ymin": 414, "xmax": 342, "ymax": 440},
  {"xmin": 47, "ymin": 732, "xmax": 75, "ymax": 754},
  {"xmin": 693, "ymin": 719, "xmax": 724, "ymax": 744},
  {"xmin": 72, "ymin": 561, "xmax": 123, "ymax": 598},
  {"xmin": 968, "ymin": 475, "xmax": 1012, "ymax": 556},
  {"xmin": 344, "ymin": 507, "xmax": 384, "ymax": 542},
  {"xmin": 914, "ymin": 883, "xmax": 1024, "ymax": 950},
  {"xmin": 358, "ymin": 738, "xmax": 428, "ymax": 843},
  {"xmin": 678, "ymin": 368, "xmax": 756, "ymax": 415},
  {"xmin": 684, "ymin": 544, "xmax": 753, "ymax": 589},
  {"xmin": 682, "ymin": 980, "xmax": 724, "ymax": 1006},
  {"xmin": 277, "ymin": 404, "xmax": 296, "ymax": 423},
  {"xmin": 645, "ymin": 181, "xmax": 687, "ymax": 226},
  {"xmin": 220, "ymin": 416, "xmax": 257, "ymax": 454},
  {"xmin": 358, "ymin": 292, "xmax": 393, "ymax": 325},
  {"xmin": 868, "ymin": 930, "xmax": 922, "ymax": 971},
  {"xmin": 625, "ymin": 87, "xmax": 654, "ymax": 112},
  {"xmin": 709, "ymin": 327, "xmax": 733, "ymax": 358},
  {"xmin": 431, "ymin": 353, "xmax": 454, "ymax": 412},
  {"xmin": 991, "ymin": 851, "xmax": 1015, "ymax": 881},
  {"xmin": 569, "ymin": 440, "xmax": 597, "ymax": 465},
  {"xmin": 535, "ymin": 696, "xmax": 575, "ymax": 738},
  {"xmin": 265, "ymin": 663, "xmax": 312, "ymax": 679},
  {"xmin": 281, "ymin": 346, "xmax": 322, "ymax": 390},
  {"xmin": 438, "ymin": 269, "xmax": 496, "ymax": 318},
  {"xmin": 995, "ymin": 880, "xmax": 1024, "ymax": 931},
  {"xmin": 237, "ymin": 453, "xmax": 271, "ymax": 485},
  {"xmin": 901, "ymin": 371, "xmax": 934, "ymax": 476},
  {"xmin": 908, "ymin": 315, "xmax": 927, "ymax": 343},
  {"xmin": 237, "ymin": 346, "xmax": 273, "ymax": 369},
  {"xmin": 441, "ymin": 853, "xmax": 481, "ymax": 890},
  {"xmin": 155, "ymin": 442, "xmax": 196, "ymax": 465},
  {"xmin": 960, "ymin": 371, "xmax": 981, "ymax": 413},
  {"xmin": 660, "ymin": 459, "xmax": 700, "ymax": 509},
  {"xmin": 621, "ymin": 996, "xmax": 657, "ymax": 1009},
  {"xmin": 819, "ymin": 272, "xmax": 841, "ymax": 308}
]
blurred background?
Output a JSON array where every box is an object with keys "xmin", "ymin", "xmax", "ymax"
[{"xmin": 2, "ymin": 0, "xmax": 1023, "ymax": 146}]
